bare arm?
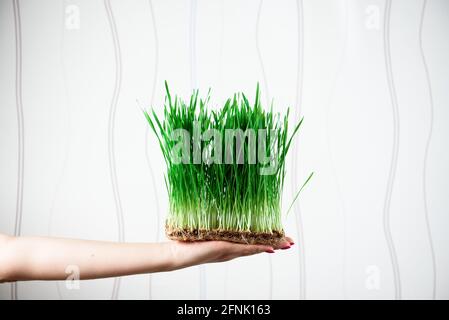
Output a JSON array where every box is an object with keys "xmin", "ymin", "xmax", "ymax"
[{"xmin": 0, "ymin": 233, "xmax": 292, "ymax": 282}]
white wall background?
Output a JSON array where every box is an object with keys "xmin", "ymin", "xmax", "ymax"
[{"xmin": 0, "ymin": 0, "xmax": 448, "ymax": 300}]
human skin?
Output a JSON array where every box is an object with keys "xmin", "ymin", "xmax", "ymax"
[{"xmin": 0, "ymin": 233, "xmax": 293, "ymax": 282}]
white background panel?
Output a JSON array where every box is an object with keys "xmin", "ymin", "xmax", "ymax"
[{"xmin": 0, "ymin": 0, "xmax": 448, "ymax": 299}]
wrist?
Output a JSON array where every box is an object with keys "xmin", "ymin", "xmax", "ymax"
[{"xmin": 161, "ymin": 241, "xmax": 184, "ymax": 271}]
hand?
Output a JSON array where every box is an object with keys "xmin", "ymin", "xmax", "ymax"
[{"xmin": 167, "ymin": 237, "xmax": 294, "ymax": 270}]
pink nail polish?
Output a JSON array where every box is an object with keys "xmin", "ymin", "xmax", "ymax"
[
  {"xmin": 265, "ymin": 249, "xmax": 275, "ymax": 253},
  {"xmin": 281, "ymin": 245, "xmax": 291, "ymax": 250}
]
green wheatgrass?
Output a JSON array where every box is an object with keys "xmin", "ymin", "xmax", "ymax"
[{"xmin": 144, "ymin": 82, "xmax": 311, "ymax": 235}]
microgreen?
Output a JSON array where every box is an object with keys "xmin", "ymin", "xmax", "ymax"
[{"xmin": 144, "ymin": 82, "xmax": 311, "ymax": 233}]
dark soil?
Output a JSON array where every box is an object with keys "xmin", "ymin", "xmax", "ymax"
[{"xmin": 166, "ymin": 225, "xmax": 285, "ymax": 246}]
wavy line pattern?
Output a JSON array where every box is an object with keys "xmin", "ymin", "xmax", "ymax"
[
  {"xmin": 11, "ymin": 0, "xmax": 23, "ymax": 301},
  {"xmin": 256, "ymin": 0, "xmax": 270, "ymax": 108},
  {"xmin": 48, "ymin": 0, "xmax": 72, "ymax": 300},
  {"xmin": 255, "ymin": 0, "xmax": 273, "ymax": 300},
  {"xmin": 189, "ymin": 0, "xmax": 207, "ymax": 300},
  {"xmin": 291, "ymin": 0, "xmax": 305, "ymax": 300},
  {"xmin": 419, "ymin": 0, "xmax": 437, "ymax": 300},
  {"xmin": 218, "ymin": 0, "xmax": 224, "ymax": 88},
  {"xmin": 2, "ymin": 0, "xmax": 440, "ymax": 302},
  {"xmin": 324, "ymin": 0, "xmax": 349, "ymax": 299},
  {"xmin": 104, "ymin": 0, "xmax": 125, "ymax": 300},
  {"xmin": 218, "ymin": 0, "xmax": 229, "ymax": 300},
  {"xmin": 382, "ymin": 0, "xmax": 401, "ymax": 300},
  {"xmin": 190, "ymin": 0, "xmax": 198, "ymax": 90},
  {"xmin": 146, "ymin": 0, "xmax": 160, "ymax": 301}
]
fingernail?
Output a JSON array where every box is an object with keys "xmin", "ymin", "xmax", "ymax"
[
  {"xmin": 281, "ymin": 245, "xmax": 291, "ymax": 250},
  {"xmin": 265, "ymin": 249, "xmax": 275, "ymax": 253},
  {"xmin": 290, "ymin": 241, "xmax": 295, "ymax": 245}
]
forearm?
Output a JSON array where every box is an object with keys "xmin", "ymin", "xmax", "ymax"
[{"xmin": 0, "ymin": 234, "xmax": 175, "ymax": 282}]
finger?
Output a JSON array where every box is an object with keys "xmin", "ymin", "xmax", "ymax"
[
  {"xmin": 259, "ymin": 245, "xmax": 275, "ymax": 254},
  {"xmin": 284, "ymin": 236, "xmax": 295, "ymax": 245},
  {"xmin": 241, "ymin": 244, "xmax": 274, "ymax": 256},
  {"xmin": 269, "ymin": 238, "xmax": 290, "ymax": 250}
]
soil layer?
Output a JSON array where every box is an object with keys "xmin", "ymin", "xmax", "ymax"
[{"xmin": 166, "ymin": 225, "xmax": 285, "ymax": 246}]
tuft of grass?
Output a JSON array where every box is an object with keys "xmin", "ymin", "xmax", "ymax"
[{"xmin": 144, "ymin": 81, "xmax": 311, "ymax": 233}]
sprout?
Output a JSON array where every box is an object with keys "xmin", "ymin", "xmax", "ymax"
[{"xmin": 144, "ymin": 82, "xmax": 312, "ymax": 244}]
